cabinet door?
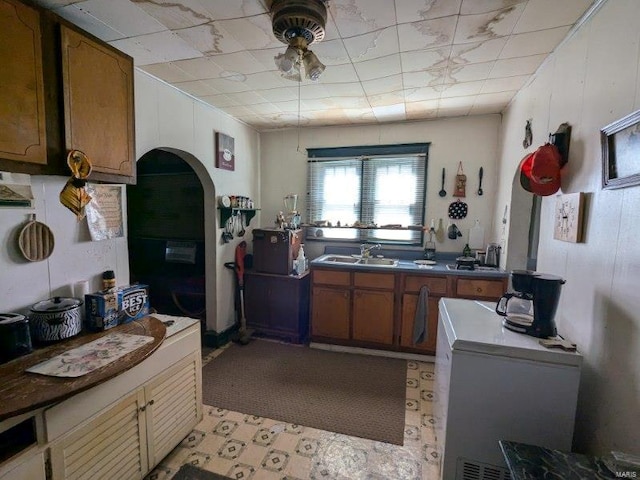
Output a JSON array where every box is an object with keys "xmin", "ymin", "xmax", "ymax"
[
  {"xmin": 352, "ymin": 290, "xmax": 394, "ymax": 345},
  {"xmin": 145, "ymin": 352, "xmax": 202, "ymax": 469},
  {"xmin": 60, "ymin": 25, "xmax": 135, "ymax": 182},
  {"xmin": 244, "ymin": 274, "xmax": 270, "ymax": 330},
  {"xmin": 311, "ymin": 287, "xmax": 350, "ymax": 339},
  {"xmin": 400, "ymin": 294, "xmax": 440, "ymax": 353},
  {"xmin": 50, "ymin": 390, "xmax": 148, "ymax": 480},
  {"xmin": 0, "ymin": 0, "xmax": 47, "ymax": 165},
  {"xmin": 0, "ymin": 451, "xmax": 46, "ymax": 480}
]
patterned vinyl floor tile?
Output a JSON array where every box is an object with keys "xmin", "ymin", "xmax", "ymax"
[{"xmin": 146, "ymin": 359, "xmax": 439, "ymax": 480}]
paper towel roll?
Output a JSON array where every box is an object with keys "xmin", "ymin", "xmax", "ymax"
[{"xmin": 72, "ymin": 280, "xmax": 89, "ymax": 299}]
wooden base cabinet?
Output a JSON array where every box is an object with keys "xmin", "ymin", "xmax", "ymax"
[
  {"xmin": 310, "ymin": 267, "xmax": 508, "ymax": 355},
  {"xmin": 50, "ymin": 352, "xmax": 201, "ymax": 480},
  {"xmin": 244, "ymin": 271, "xmax": 310, "ymax": 343}
]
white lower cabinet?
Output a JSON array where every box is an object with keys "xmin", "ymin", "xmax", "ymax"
[
  {"xmin": 49, "ymin": 351, "xmax": 201, "ymax": 480},
  {"xmin": 0, "ymin": 450, "xmax": 46, "ymax": 480}
]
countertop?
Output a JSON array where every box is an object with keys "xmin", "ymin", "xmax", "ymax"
[
  {"xmin": 310, "ymin": 256, "xmax": 508, "ymax": 278},
  {"xmin": 439, "ymin": 298, "xmax": 582, "ymax": 367},
  {"xmin": 0, "ymin": 316, "xmax": 167, "ymax": 422},
  {"xmin": 500, "ymin": 441, "xmax": 617, "ymax": 479}
]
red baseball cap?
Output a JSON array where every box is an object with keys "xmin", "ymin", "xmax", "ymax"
[{"xmin": 519, "ymin": 144, "xmax": 562, "ymax": 196}]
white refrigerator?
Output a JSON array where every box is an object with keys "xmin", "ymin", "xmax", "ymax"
[{"xmin": 434, "ymin": 298, "xmax": 582, "ymax": 480}]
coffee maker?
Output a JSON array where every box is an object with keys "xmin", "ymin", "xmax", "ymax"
[{"xmin": 496, "ymin": 270, "xmax": 566, "ymax": 338}]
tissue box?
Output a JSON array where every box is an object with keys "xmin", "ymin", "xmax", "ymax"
[{"xmin": 85, "ymin": 284, "xmax": 150, "ymax": 331}]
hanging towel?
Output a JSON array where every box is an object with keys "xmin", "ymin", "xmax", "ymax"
[{"xmin": 413, "ymin": 286, "xmax": 429, "ymax": 344}]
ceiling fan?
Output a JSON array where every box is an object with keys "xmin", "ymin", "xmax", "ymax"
[{"xmin": 270, "ymin": 0, "xmax": 328, "ymax": 81}]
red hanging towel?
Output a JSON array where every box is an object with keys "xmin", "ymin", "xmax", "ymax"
[{"xmin": 235, "ymin": 241, "xmax": 247, "ymax": 287}]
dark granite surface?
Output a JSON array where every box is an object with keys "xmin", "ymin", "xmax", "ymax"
[{"xmin": 500, "ymin": 441, "xmax": 617, "ymax": 480}]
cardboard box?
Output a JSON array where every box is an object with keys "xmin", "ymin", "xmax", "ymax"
[{"xmin": 85, "ymin": 284, "xmax": 150, "ymax": 331}]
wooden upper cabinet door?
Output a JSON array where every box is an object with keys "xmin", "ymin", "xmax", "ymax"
[
  {"xmin": 60, "ymin": 25, "xmax": 135, "ymax": 182},
  {"xmin": 0, "ymin": 0, "xmax": 47, "ymax": 164}
]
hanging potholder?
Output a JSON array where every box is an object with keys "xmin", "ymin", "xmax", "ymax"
[
  {"xmin": 453, "ymin": 161, "xmax": 466, "ymax": 197},
  {"xmin": 448, "ymin": 199, "xmax": 468, "ymax": 219}
]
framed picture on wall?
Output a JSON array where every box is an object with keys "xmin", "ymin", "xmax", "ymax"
[
  {"xmin": 601, "ymin": 109, "xmax": 640, "ymax": 189},
  {"xmin": 215, "ymin": 132, "xmax": 235, "ymax": 171}
]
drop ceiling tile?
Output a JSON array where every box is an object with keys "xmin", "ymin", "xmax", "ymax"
[
  {"xmin": 401, "ymin": 46, "xmax": 451, "ymax": 73},
  {"xmin": 220, "ymin": 105, "xmax": 255, "ymax": 117},
  {"xmin": 171, "ymin": 80, "xmax": 220, "ymax": 97},
  {"xmin": 110, "ymin": 31, "xmax": 203, "ymax": 65},
  {"xmin": 171, "ymin": 57, "xmax": 225, "ymax": 80},
  {"xmin": 372, "ymin": 103, "xmax": 407, "ymax": 122},
  {"xmin": 403, "ymin": 70, "xmax": 446, "ymax": 89},
  {"xmin": 242, "ymin": 72, "xmax": 293, "ymax": 91},
  {"xmin": 344, "ymin": 108, "xmax": 377, "ymax": 123},
  {"xmin": 299, "ymin": 84, "xmax": 330, "ymax": 101},
  {"xmin": 308, "ymin": 39, "xmax": 351, "ymax": 66},
  {"xmin": 199, "ymin": 94, "xmax": 239, "ymax": 108},
  {"xmin": 438, "ymin": 94, "xmax": 474, "ymax": 110},
  {"xmin": 469, "ymin": 103, "xmax": 505, "ymax": 115},
  {"xmin": 440, "ymin": 80, "xmax": 485, "ymax": 97},
  {"xmin": 321, "ymin": 82, "xmax": 367, "ymax": 97},
  {"xmin": 247, "ymin": 47, "xmax": 288, "ymax": 71},
  {"xmin": 361, "ymin": 74, "xmax": 404, "ymax": 96},
  {"xmin": 222, "ymin": 90, "xmax": 268, "ymax": 106},
  {"xmin": 201, "ymin": 77, "xmax": 252, "ymax": 94},
  {"xmin": 368, "ymin": 91, "xmax": 406, "ymax": 107},
  {"xmin": 317, "ymin": 63, "xmax": 360, "ymax": 84},
  {"xmin": 353, "ymin": 54, "xmax": 402, "ymax": 81},
  {"xmin": 196, "ymin": 0, "xmax": 267, "ymax": 20},
  {"xmin": 253, "ymin": 87, "xmax": 299, "ymax": 103},
  {"xmin": 398, "ymin": 16, "xmax": 457, "ymax": 52},
  {"xmin": 108, "ymin": 38, "xmax": 161, "ymax": 65},
  {"xmin": 480, "ymin": 75, "xmax": 529, "ymax": 93},
  {"xmin": 448, "ymin": 61, "xmax": 494, "ymax": 82},
  {"xmin": 246, "ymin": 103, "xmax": 283, "ymax": 115},
  {"xmin": 450, "ymin": 38, "xmax": 507, "ymax": 65},
  {"xmin": 395, "ymin": 0, "xmax": 462, "ymax": 23},
  {"xmin": 70, "ymin": 0, "xmax": 165, "ymax": 38},
  {"xmin": 460, "ymin": 0, "xmax": 525, "ymax": 15},
  {"xmin": 331, "ymin": 0, "xmax": 397, "ymax": 37},
  {"xmin": 404, "ymin": 86, "xmax": 442, "ymax": 102},
  {"xmin": 453, "ymin": 3, "xmax": 526, "ymax": 44},
  {"xmin": 141, "ymin": 62, "xmax": 196, "ymax": 83},
  {"xmin": 513, "ymin": 0, "xmax": 594, "ymax": 33},
  {"xmin": 175, "ymin": 22, "xmax": 244, "ymax": 56},
  {"xmin": 473, "ymin": 90, "xmax": 516, "ymax": 106},
  {"xmin": 405, "ymin": 99, "xmax": 439, "ymax": 119},
  {"xmin": 500, "ymin": 26, "xmax": 571, "ymax": 59},
  {"xmin": 210, "ymin": 51, "xmax": 272, "ymax": 75},
  {"xmin": 489, "ymin": 54, "xmax": 546, "ymax": 78},
  {"xmin": 220, "ymin": 14, "xmax": 282, "ymax": 51},
  {"xmin": 55, "ymin": 3, "xmax": 125, "ymax": 41},
  {"xmin": 343, "ymin": 26, "xmax": 399, "ymax": 63},
  {"xmin": 131, "ymin": 0, "xmax": 212, "ymax": 29}
]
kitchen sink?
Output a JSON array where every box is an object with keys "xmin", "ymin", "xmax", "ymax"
[
  {"xmin": 358, "ymin": 257, "xmax": 399, "ymax": 266},
  {"xmin": 321, "ymin": 255, "xmax": 360, "ymax": 264},
  {"xmin": 315, "ymin": 254, "xmax": 398, "ymax": 267}
]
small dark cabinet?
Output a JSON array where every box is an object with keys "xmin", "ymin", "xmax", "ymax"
[{"xmin": 244, "ymin": 270, "xmax": 310, "ymax": 344}]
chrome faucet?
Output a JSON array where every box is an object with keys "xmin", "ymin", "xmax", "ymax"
[{"xmin": 360, "ymin": 243, "xmax": 381, "ymax": 258}]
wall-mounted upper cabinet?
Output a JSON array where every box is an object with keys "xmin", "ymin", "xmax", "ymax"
[
  {"xmin": 0, "ymin": 0, "xmax": 48, "ymax": 166},
  {"xmin": 0, "ymin": 0, "xmax": 136, "ymax": 184},
  {"xmin": 60, "ymin": 25, "xmax": 135, "ymax": 182}
]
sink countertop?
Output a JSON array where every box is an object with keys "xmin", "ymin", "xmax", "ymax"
[{"xmin": 311, "ymin": 255, "xmax": 508, "ymax": 278}]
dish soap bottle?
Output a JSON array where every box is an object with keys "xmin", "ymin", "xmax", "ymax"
[
  {"xmin": 295, "ymin": 244, "xmax": 307, "ymax": 275},
  {"xmin": 462, "ymin": 243, "xmax": 471, "ymax": 258}
]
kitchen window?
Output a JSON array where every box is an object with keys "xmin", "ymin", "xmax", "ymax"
[{"xmin": 307, "ymin": 144, "xmax": 428, "ymax": 245}]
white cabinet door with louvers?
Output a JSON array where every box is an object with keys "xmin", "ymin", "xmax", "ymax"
[
  {"xmin": 145, "ymin": 352, "xmax": 202, "ymax": 467},
  {"xmin": 49, "ymin": 390, "xmax": 148, "ymax": 480}
]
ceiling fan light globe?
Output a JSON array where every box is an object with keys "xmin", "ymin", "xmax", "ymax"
[{"xmin": 303, "ymin": 50, "xmax": 325, "ymax": 81}]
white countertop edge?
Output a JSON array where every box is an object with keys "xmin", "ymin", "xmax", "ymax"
[{"xmin": 148, "ymin": 314, "xmax": 200, "ymax": 338}]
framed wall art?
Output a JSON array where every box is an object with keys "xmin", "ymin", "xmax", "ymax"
[
  {"xmin": 215, "ymin": 131, "xmax": 235, "ymax": 171},
  {"xmin": 554, "ymin": 192, "xmax": 585, "ymax": 243},
  {"xmin": 601, "ymin": 109, "xmax": 640, "ymax": 189}
]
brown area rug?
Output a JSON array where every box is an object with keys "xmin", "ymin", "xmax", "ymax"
[
  {"xmin": 202, "ymin": 340, "xmax": 407, "ymax": 445},
  {"xmin": 172, "ymin": 464, "xmax": 231, "ymax": 480}
]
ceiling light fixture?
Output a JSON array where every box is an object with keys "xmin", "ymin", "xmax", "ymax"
[{"xmin": 271, "ymin": 0, "xmax": 327, "ymax": 82}]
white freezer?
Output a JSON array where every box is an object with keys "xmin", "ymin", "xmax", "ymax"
[{"xmin": 434, "ymin": 298, "xmax": 582, "ymax": 480}]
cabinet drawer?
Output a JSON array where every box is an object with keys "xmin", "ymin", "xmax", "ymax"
[
  {"xmin": 313, "ymin": 269, "xmax": 350, "ymax": 286},
  {"xmin": 404, "ymin": 275, "xmax": 448, "ymax": 295},
  {"xmin": 455, "ymin": 278, "xmax": 505, "ymax": 299},
  {"xmin": 353, "ymin": 272, "xmax": 394, "ymax": 290}
]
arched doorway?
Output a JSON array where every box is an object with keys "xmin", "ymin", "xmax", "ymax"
[{"xmin": 127, "ymin": 148, "xmax": 217, "ymax": 332}]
